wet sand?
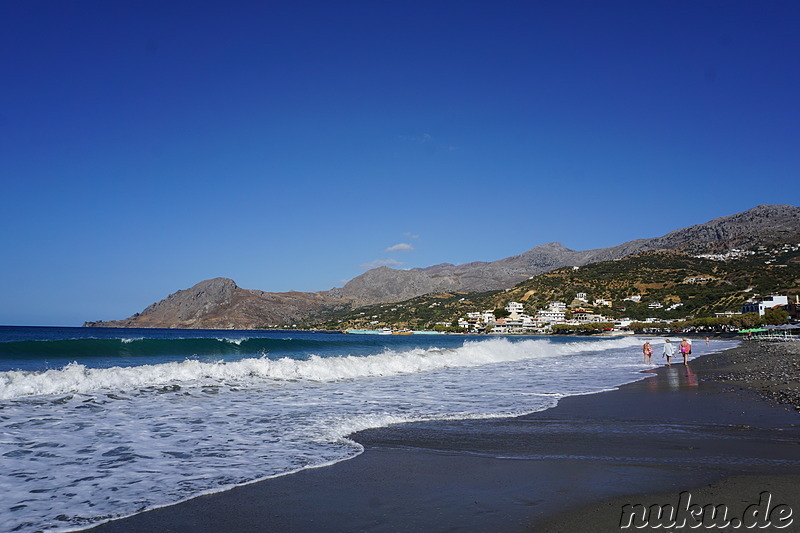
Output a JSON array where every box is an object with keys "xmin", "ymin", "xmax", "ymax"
[{"xmin": 86, "ymin": 340, "xmax": 800, "ymax": 532}]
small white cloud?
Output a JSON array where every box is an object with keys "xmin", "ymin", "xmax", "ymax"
[
  {"xmin": 404, "ymin": 232, "xmax": 420, "ymax": 240},
  {"xmin": 360, "ymin": 258, "xmax": 404, "ymax": 270},
  {"xmin": 386, "ymin": 243, "xmax": 414, "ymax": 252}
]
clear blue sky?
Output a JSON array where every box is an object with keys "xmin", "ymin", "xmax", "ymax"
[{"xmin": 1, "ymin": 1, "xmax": 798, "ymax": 326}]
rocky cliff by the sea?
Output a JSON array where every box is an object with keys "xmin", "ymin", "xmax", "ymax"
[{"xmin": 84, "ymin": 278, "xmax": 336, "ymax": 330}]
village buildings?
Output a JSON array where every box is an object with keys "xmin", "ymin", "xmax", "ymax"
[{"xmin": 457, "ymin": 296, "xmax": 620, "ymax": 334}]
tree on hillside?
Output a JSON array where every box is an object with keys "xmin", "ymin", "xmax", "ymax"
[{"xmin": 493, "ymin": 308, "xmax": 510, "ymax": 319}]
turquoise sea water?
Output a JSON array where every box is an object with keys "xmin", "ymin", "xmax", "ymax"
[
  {"xmin": 0, "ymin": 326, "xmax": 451, "ymax": 371},
  {"xmin": 0, "ymin": 326, "xmax": 738, "ymax": 532}
]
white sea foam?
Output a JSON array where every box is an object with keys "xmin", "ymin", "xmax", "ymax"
[
  {"xmin": 0, "ymin": 336, "xmax": 643, "ymax": 399},
  {"xmin": 0, "ymin": 336, "xmax": 738, "ymax": 532},
  {"xmin": 217, "ymin": 337, "xmax": 249, "ymax": 345}
]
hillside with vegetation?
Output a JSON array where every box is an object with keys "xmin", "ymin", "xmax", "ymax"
[{"xmin": 309, "ymin": 245, "xmax": 800, "ymax": 331}]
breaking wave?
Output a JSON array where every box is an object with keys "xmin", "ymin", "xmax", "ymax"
[{"xmin": 0, "ymin": 336, "xmax": 643, "ymax": 399}]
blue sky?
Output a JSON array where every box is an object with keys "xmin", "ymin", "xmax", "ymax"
[{"xmin": 1, "ymin": 1, "xmax": 798, "ymax": 326}]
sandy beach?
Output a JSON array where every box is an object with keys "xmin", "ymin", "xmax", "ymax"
[{"xmin": 85, "ymin": 339, "xmax": 800, "ymax": 532}]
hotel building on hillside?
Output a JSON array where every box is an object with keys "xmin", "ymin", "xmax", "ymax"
[{"xmin": 741, "ymin": 295, "xmax": 789, "ymax": 316}]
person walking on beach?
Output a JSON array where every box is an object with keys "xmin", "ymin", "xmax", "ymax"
[
  {"xmin": 642, "ymin": 341, "xmax": 654, "ymax": 364},
  {"xmin": 679, "ymin": 338, "xmax": 691, "ymax": 365},
  {"xmin": 663, "ymin": 339, "xmax": 675, "ymax": 366},
  {"xmin": 705, "ymin": 336, "xmax": 710, "ymax": 346}
]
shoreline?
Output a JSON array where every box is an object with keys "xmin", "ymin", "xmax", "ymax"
[
  {"xmin": 85, "ymin": 341, "xmax": 800, "ymax": 532},
  {"xmin": 538, "ymin": 339, "xmax": 800, "ymax": 532}
]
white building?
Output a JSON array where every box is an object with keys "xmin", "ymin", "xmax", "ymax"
[
  {"xmin": 490, "ymin": 323, "xmax": 510, "ymax": 334},
  {"xmin": 684, "ymin": 277, "xmax": 712, "ymax": 284},
  {"xmin": 505, "ymin": 301, "xmax": 525, "ymax": 317},
  {"xmin": 537, "ymin": 302, "xmax": 567, "ymax": 323},
  {"xmin": 741, "ymin": 295, "xmax": 789, "ymax": 316},
  {"xmin": 594, "ymin": 298, "xmax": 612, "ymax": 307},
  {"xmin": 536, "ymin": 308, "xmax": 567, "ymax": 323},
  {"xmin": 575, "ymin": 292, "xmax": 588, "ymax": 302},
  {"xmin": 573, "ymin": 310, "xmax": 608, "ymax": 323},
  {"xmin": 537, "ymin": 309, "xmax": 565, "ymax": 322}
]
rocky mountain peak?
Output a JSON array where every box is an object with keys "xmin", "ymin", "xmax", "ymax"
[{"xmin": 139, "ymin": 277, "xmax": 238, "ymax": 318}]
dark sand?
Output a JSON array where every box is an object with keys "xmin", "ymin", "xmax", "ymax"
[{"xmin": 86, "ymin": 340, "xmax": 800, "ymax": 532}]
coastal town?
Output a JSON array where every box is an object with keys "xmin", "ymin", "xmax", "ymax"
[
  {"xmin": 450, "ymin": 293, "xmax": 798, "ymax": 335},
  {"xmin": 344, "ymin": 292, "xmax": 799, "ymax": 336}
]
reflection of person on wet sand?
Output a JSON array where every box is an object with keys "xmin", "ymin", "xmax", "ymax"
[
  {"xmin": 662, "ymin": 339, "xmax": 674, "ymax": 366},
  {"xmin": 684, "ymin": 363, "xmax": 697, "ymax": 387},
  {"xmin": 642, "ymin": 341, "xmax": 653, "ymax": 364}
]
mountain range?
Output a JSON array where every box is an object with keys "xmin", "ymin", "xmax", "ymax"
[{"xmin": 84, "ymin": 204, "xmax": 800, "ymax": 329}]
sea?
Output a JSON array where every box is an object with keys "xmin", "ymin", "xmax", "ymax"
[{"xmin": 0, "ymin": 326, "xmax": 738, "ymax": 532}]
